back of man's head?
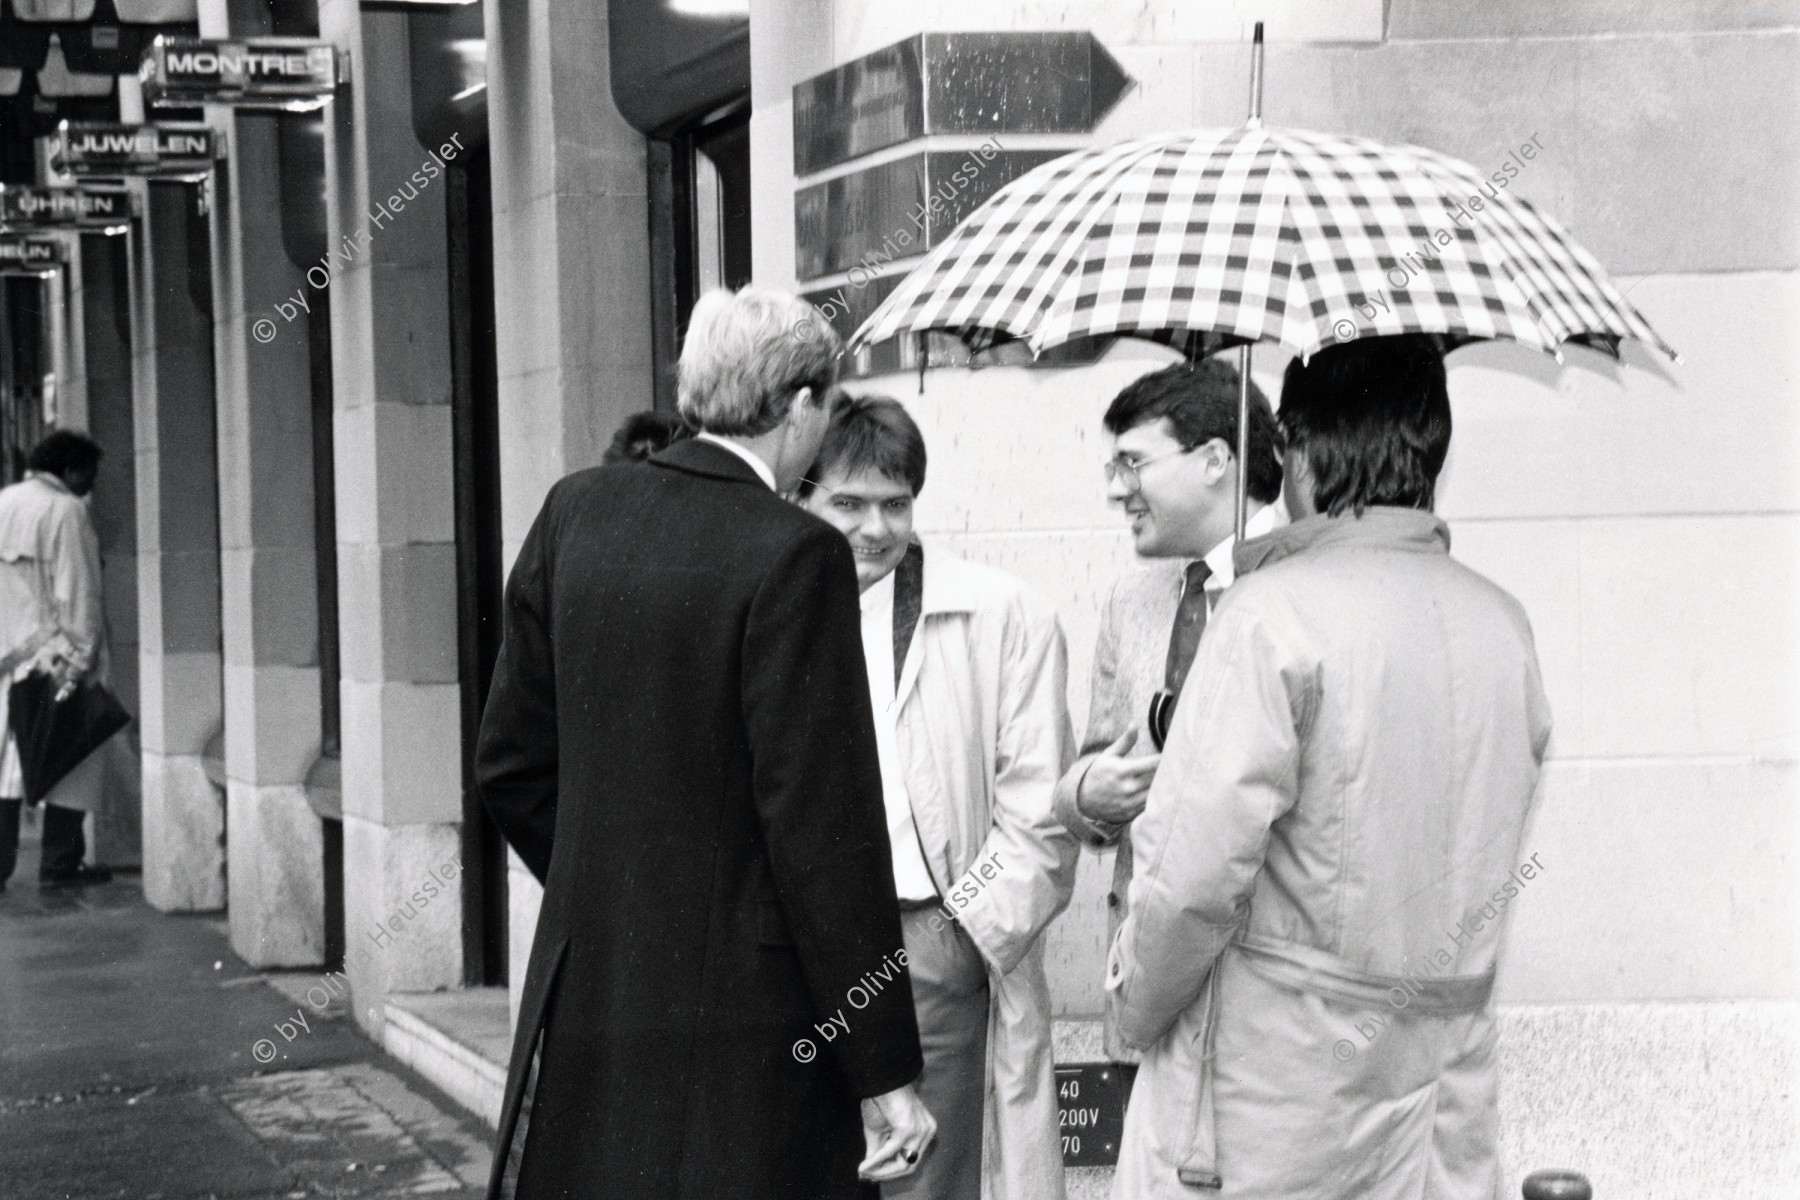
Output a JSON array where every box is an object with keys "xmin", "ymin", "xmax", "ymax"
[
  {"xmin": 28, "ymin": 429, "xmax": 103, "ymax": 484},
  {"xmin": 1102, "ymin": 358, "xmax": 1283, "ymax": 505},
  {"xmin": 677, "ymin": 287, "xmax": 841, "ymax": 437},
  {"xmin": 1278, "ymin": 334, "xmax": 1451, "ymax": 517},
  {"xmin": 796, "ymin": 393, "xmax": 927, "ymax": 499}
]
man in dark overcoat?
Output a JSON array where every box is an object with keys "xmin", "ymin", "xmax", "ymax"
[{"xmin": 477, "ymin": 287, "xmax": 935, "ymax": 1199}]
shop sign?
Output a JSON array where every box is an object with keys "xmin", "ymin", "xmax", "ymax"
[
  {"xmin": 0, "ymin": 186, "xmax": 135, "ymax": 231},
  {"xmin": 141, "ymin": 36, "xmax": 337, "ymax": 111},
  {"xmin": 50, "ymin": 123, "xmax": 216, "ymax": 178},
  {"xmin": 0, "ymin": 238, "xmax": 65, "ymax": 274}
]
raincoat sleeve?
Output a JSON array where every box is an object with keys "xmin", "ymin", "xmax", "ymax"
[
  {"xmin": 1053, "ymin": 579, "xmax": 1129, "ymax": 846},
  {"xmin": 476, "ymin": 484, "xmax": 563, "ymax": 883},
  {"xmin": 1107, "ymin": 589, "xmax": 1316, "ymax": 1050},
  {"xmin": 48, "ymin": 497, "xmax": 104, "ymax": 670},
  {"xmin": 956, "ymin": 588, "xmax": 1080, "ymax": 977}
]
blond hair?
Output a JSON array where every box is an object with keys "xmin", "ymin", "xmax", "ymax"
[{"xmin": 677, "ymin": 287, "xmax": 841, "ymax": 436}]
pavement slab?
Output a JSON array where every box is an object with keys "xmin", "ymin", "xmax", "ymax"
[{"xmin": 1, "ymin": 828, "xmax": 494, "ymax": 1200}]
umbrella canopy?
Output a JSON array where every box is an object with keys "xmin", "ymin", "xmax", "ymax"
[{"xmin": 850, "ymin": 125, "xmax": 1678, "ymax": 366}]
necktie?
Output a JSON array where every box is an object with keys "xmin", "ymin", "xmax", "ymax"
[
  {"xmin": 892, "ymin": 542, "xmax": 924, "ymax": 687},
  {"xmin": 1163, "ymin": 560, "xmax": 1213, "ymax": 696}
]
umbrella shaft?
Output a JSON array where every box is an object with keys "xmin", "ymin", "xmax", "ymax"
[
  {"xmin": 1235, "ymin": 345, "xmax": 1252, "ymax": 541},
  {"xmin": 1248, "ymin": 22, "xmax": 1265, "ymax": 123}
]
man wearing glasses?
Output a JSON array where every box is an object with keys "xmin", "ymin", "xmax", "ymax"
[
  {"xmin": 1052, "ymin": 358, "xmax": 1284, "ymax": 1062},
  {"xmin": 797, "ymin": 394, "xmax": 1079, "ymax": 1200}
]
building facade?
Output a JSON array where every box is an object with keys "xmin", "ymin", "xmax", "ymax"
[{"xmin": 2, "ymin": 0, "xmax": 1792, "ymax": 1194}]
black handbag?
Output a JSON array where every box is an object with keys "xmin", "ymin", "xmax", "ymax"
[{"xmin": 7, "ymin": 672, "xmax": 131, "ymax": 805}]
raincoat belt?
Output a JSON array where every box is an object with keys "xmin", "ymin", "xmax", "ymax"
[{"xmin": 1174, "ymin": 932, "xmax": 1496, "ymax": 1190}]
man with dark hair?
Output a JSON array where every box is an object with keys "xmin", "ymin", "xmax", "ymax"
[
  {"xmin": 600, "ymin": 410, "xmax": 690, "ymax": 465},
  {"xmin": 1108, "ymin": 335, "xmax": 1552, "ymax": 1199},
  {"xmin": 798, "ymin": 394, "xmax": 1079, "ymax": 1200},
  {"xmin": 1276, "ymin": 332, "xmax": 1453, "ymax": 516},
  {"xmin": 1051, "ymin": 357, "xmax": 1283, "ymax": 1061},
  {"xmin": 0, "ymin": 430, "xmax": 112, "ymax": 890}
]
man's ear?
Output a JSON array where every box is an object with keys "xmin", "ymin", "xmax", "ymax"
[{"xmin": 1202, "ymin": 438, "xmax": 1231, "ymax": 485}]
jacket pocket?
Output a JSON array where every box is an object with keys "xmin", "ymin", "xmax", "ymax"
[{"xmin": 757, "ymin": 900, "xmax": 794, "ymax": 947}]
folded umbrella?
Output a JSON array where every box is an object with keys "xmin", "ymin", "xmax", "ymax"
[{"xmin": 8, "ymin": 671, "xmax": 130, "ymax": 805}]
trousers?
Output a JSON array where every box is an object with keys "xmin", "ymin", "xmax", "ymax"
[
  {"xmin": 882, "ymin": 906, "xmax": 989, "ymax": 1200},
  {"xmin": 0, "ymin": 798, "xmax": 86, "ymax": 885}
]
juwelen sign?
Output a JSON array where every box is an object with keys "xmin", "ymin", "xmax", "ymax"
[
  {"xmin": 0, "ymin": 186, "xmax": 134, "ymax": 232},
  {"xmin": 51, "ymin": 123, "xmax": 215, "ymax": 179},
  {"xmin": 141, "ymin": 36, "xmax": 337, "ymax": 111}
]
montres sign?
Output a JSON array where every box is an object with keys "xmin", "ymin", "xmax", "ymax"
[
  {"xmin": 0, "ymin": 185, "xmax": 135, "ymax": 232},
  {"xmin": 141, "ymin": 36, "xmax": 337, "ymax": 111},
  {"xmin": 51, "ymin": 123, "xmax": 215, "ymax": 179}
]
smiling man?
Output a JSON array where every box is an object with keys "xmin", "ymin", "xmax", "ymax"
[
  {"xmin": 1052, "ymin": 358, "xmax": 1284, "ymax": 1061},
  {"xmin": 798, "ymin": 394, "xmax": 1080, "ymax": 1200}
]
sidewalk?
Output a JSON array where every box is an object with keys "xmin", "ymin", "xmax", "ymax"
[{"xmin": 0, "ymin": 816, "xmax": 493, "ymax": 1200}]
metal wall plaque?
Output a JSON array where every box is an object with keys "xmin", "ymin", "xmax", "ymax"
[
  {"xmin": 1054, "ymin": 1063, "xmax": 1135, "ymax": 1167},
  {"xmin": 794, "ymin": 145, "xmax": 1064, "ymax": 281},
  {"xmin": 141, "ymin": 37, "xmax": 337, "ymax": 112},
  {"xmin": 49, "ymin": 122, "xmax": 215, "ymax": 179},
  {"xmin": 803, "ymin": 272, "xmax": 1108, "ymax": 380},
  {"xmin": 793, "ymin": 32, "xmax": 1131, "ymax": 176},
  {"xmin": 0, "ymin": 185, "xmax": 135, "ymax": 231}
]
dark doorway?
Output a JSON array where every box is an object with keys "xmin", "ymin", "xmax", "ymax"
[
  {"xmin": 446, "ymin": 149, "xmax": 508, "ymax": 987},
  {"xmin": 649, "ymin": 104, "xmax": 753, "ymax": 413}
]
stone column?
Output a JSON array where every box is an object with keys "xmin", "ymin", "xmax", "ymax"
[
  {"xmin": 317, "ymin": 0, "xmax": 465, "ymax": 1036},
  {"xmin": 75, "ymin": 231, "xmax": 142, "ymax": 868},
  {"xmin": 201, "ymin": 0, "xmax": 327, "ymax": 968},
  {"xmin": 131, "ymin": 179, "xmax": 225, "ymax": 912},
  {"xmin": 484, "ymin": 0, "xmax": 652, "ymax": 1023}
]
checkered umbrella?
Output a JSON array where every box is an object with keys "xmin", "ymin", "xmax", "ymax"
[{"xmin": 848, "ymin": 124, "xmax": 1679, "ymax": 366}]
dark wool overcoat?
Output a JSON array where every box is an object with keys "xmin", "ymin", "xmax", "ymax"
[{"xmin": 477, "ymin": 438, "xmax": 923, "ymax": 1199}]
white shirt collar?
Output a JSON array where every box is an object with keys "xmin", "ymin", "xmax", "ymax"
[
  {"xmin": 860, "ymin": 567, "xmax": 896, "ymax": 616},
  {"xmin": 1201, "ymin": 502, "xmax": 1281, "ymax": 589},
  {"xmin": 693, "ymin": 432, "xmax": 777, "ymax": 491}
]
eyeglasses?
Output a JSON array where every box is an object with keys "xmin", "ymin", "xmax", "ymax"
[{"xmin": 1102, "ymin": 443, "xmax": 1199, "ymax": 491}]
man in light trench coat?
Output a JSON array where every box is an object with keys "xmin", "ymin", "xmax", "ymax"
[
  {"xmin": 0, "ymin": 430, "xmax": 120, "ymax": 889},
  {"xmin": 1108, "ymin": 335, "xmax": 1553, "ymax": 1199},
  {"xmin": 799, "ymin": 394, "xmax": 1080, "ymax": 1200}
]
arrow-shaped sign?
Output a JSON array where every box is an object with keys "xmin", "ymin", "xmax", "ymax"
[{"xmin": 793, "ymin": 31, "xmax": 1133, "ymax": 176}]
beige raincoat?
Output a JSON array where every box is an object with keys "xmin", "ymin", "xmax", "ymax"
[
  {"xmin": 0, "ymin": 471, "xmax": 110, "ymax": 811},
  {"xmin": 1108, "ymin": 510, "xmax": 1552, "ymax": 1200},
  {"xmin": 894, "ymin": 541, "xmax": 1081, "ymax": 1200}
]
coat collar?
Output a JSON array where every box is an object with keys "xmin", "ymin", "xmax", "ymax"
[
  {"xmin": 1234, "ymin": 507, "xmax": 1450, "ymax": 576},
  {"xmin": 892, "ymin": 539, "xmax": 989, "ymax": 711},
  {"xmin": 917, "ymin": 539, "xmax": 987, "ymax": 617},
  {"xmin": 25, "ymin": 471, "xmax": 72, "ymax": 497},
  {"xmin": 648, "ymin": 437, "xmax": 770, "ymax": 488}
]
